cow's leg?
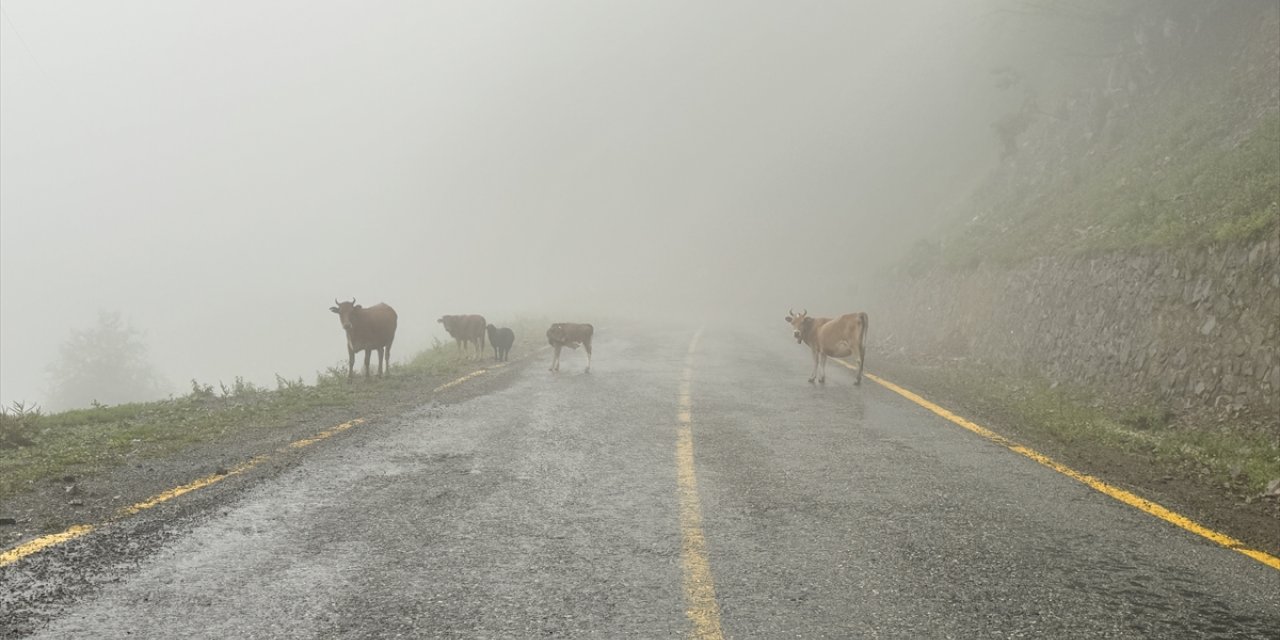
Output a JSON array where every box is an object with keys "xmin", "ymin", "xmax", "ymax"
[
  {"xmin": 346, "ymin": 348, "xmax": 355, "ymax": 380},
  {"xmin": 376, "ymin": 347, "xmax": 385, "ymax": 378},
  {"xmin": 818, "ymin": 352, "xmax": 827, "ymax": 384},
  {"xmin": 583, "ymin": 338, "xmax": 592, "ymax": 373},
  {"xmin": 363, "ymin": 349, "xmax": 372, "ymax": 378},
  {"xmin": 854, "ymin": 343, "xmax": 864, "ymax": 385},
  {"xmin": 385, "ymin": 345, "xmax": 392, "ymax": 377},
  {"xmin": 808, "ymin": 346, "xmax": 819, "ymax": 384},
  {"xmin": 550, "ymin": 345, "xmax": 561, "ymax": 372}
]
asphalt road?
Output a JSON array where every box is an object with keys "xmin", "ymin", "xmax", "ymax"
[{"xmin": 3, "ymin": 322, "xmax": 1278, "ymax": 639}]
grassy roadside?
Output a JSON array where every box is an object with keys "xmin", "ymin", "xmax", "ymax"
[
  {"xmin": 868, "ymin": 355, "xmax": 1280, "ymax": 557},
  {"xmin": 0, "ymin": 321, "xmax": 546, "ymax": 504},
  {"xmin": 873, "ymin": 358, "xmax": 1280, "ymax": 500}
]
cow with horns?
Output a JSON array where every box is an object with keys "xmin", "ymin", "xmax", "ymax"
[{"xmin": 329, "ymin": 298, "xmax": 398, "ymax": 379}]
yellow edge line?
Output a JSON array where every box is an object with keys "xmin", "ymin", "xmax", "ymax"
[
  {"xmin": 119, "ymin": 455, "xmax": 268, "ymax": 516},
  {"xmin": 432, "ymin": 366, "xmax": 495, "ymax": 393},
  {"xmin": 288, "ymin": 418, "xmax": 366, "ymax": 449},
  {"xmin": 0, "ymin": 525, "xmax": 96, "ymax": 567},
  {"xmin": 2, "ymin": 357, "xmax": 520, "ymax": 569},
  {"xmin": 677, "ymin": 328, "xmax": 725, "ymax": 640},
  {"xmin": 832, "ymin": 360, "xmax": 1280, "ymax": 572},
  {"xmin": 0, "ymin": 418, "xmax": 364, "ymax": 569}
]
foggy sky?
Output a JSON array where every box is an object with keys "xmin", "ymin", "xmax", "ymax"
[{"xmin": 2, "ymin": 1, "xmax": 1003, "ymax": 407}]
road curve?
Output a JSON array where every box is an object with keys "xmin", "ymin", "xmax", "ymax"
[{"xmin": 2, "ymin": 322, "xmax": 1278, "ymax": 639}]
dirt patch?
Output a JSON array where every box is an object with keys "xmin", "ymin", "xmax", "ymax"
[{"xmin": 870, "ymin": 355, "xmax": 1280, "ymax": 559}]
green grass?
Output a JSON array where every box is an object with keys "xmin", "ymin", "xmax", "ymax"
[
  {"xmin": 884, "ymin": 363, "xmax": 1280, "ymax": 497},
  {"xmin": 923, "ymin": 16, "xmax": 1280, "ymax": 269},
  {"xmin": 0, "ymin": 324, "xmax": 543, "ymax": 502}
]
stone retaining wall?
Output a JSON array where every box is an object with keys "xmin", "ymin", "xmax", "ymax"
[{"xmin": 867, "ymin": 237, "xmax": 1279, "ymax": 421}]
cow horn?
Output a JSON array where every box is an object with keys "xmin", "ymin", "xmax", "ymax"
[
  {"xmin": 789, "ymin": 308, "xmax": 794, "ymax": 317},
  {"xmin": 349, "ymin": 298, "xmax": 356, "ymax": 305},
  {"xmin": 334, "ymin": 298, "xmax": 340, "ymax": 307},
  {"xmin": 802, "ymin": 308, "xmax": 807, "ymax": 316}
]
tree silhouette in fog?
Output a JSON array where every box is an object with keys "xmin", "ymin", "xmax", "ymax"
[{"xmin": 46, "ymin": 311, "xmax": 165, "ymax": 410}]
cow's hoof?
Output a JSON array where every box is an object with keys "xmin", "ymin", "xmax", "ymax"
[
  {"xmin": 855, "ymin": 378, "xmax": 862, "ymax": 386},
  {"xmin": 584, "ymin": 368, "xmax": 591, "ymax": 374},
  {"xmin": 807, "ymin": 378, "xmax": 815, "ymax": 384},
  {"xmin": 819, "ymin": 378, "xmax": 826, "ymax": 385}
]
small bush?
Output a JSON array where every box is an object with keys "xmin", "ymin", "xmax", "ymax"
[
  {"xmin": 0, "ymin": 401, "xmax": 43, "ymax": 449},
  {"xmin": 189, "ymin": 379, "xmax": 216, "ymax": 400}
]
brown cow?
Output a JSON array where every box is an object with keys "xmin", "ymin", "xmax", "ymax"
[
  {"xmin": 785, "ymin": 308, "xmax": 868, "ymax": 385},
  {"xmin": 438, "ymin": 314, "xmax": 487, "ymax": 358},
  {"xmin": 330, "ymin": 298, "xmax": 398, "ymax": 379},
  {"xmin": 546, "ymin": 323, "xmax": 594, "ymax": 373}
]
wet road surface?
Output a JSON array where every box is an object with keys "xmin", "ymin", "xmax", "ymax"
[{"xmin": 3, "ymin": 323, "xmax": 1278, "ymax": 638}]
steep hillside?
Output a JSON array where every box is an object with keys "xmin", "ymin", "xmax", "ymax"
[
  {"xmin": 909, "ymin": 1, "xmax": 1279, "ymax": 272},
  {"xmin": 863, "ymin": 2, "xmax": 1279, "ymax": 506}
]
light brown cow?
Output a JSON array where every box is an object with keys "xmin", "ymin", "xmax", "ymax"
[
  {"xmin": 438, "ymin": 314, "xmax": 487, "ymax": 358},
  {"xmin": 330, "ymin": 298, "xmax": 398, "ymax": 379},
  {"xmin": 546, "ymin": 323, "xmax": 594, "ymax": 373},
  {"xmin": 785, "ymin": 308, "xmax": 868, "ymax": 385}
]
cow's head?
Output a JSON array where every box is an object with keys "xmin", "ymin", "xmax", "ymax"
[
  {"xmin": 785, "ymin": 308, "xmax": 811, "ymax": 344},
  {"xmin": 330, "ymin": 298, "xmax": 361, "ymax": 331},
  {"xmin": 437, "ymin": 315, "xmax": 453, "ymax": 329},
  {"xmin": 546, "ymin": 323, "xmax": 571, "ymax": 344}
]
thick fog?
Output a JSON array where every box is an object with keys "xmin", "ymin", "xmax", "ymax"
[{"xmin": 1, "ymin": 1, "xmax": 1006, "ymax": 408}]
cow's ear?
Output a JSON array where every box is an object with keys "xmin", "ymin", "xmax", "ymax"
[
  {"xmin": 354, "ymin": 304, "xmax": 363, "ymax": 310},
  {"xmin": 329, "ymin": 306, "xmax": 339, "ymax": 314},
  {"xmin": 803, "ymin": 316, "xmax": 814, "ymax": 329},
  {"xmin": 784, "ymin": 315, "xmax": 792, "ymax": 322}
]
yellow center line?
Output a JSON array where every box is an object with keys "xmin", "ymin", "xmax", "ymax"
[
  {"xmin": 831, "ymin": 359, "xmax": 1280, "ymax": 572},
  {"xmin": 676, "ymin": 328, "xmax": 725, "ymax": 640}
]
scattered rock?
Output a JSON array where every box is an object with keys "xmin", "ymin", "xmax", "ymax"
[
  {"xmin": 0, "ymin": 517, "xmax": 16, "ymax": 526},
  {"xmin": 67, "ymin": 500, "xmax": 84, "ymax": 507},
  {"xmin": 1266, "ymin": 479, "xmax": 1280, "ymax": 498},
  {"xmin": 1199, "ymin": 316, "xmax": 1216, "ymax": 335}
]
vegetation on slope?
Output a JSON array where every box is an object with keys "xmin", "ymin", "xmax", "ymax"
[{"xmin": 911, "ymin": 1, "xmax": 1280, "ymax": 271}]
